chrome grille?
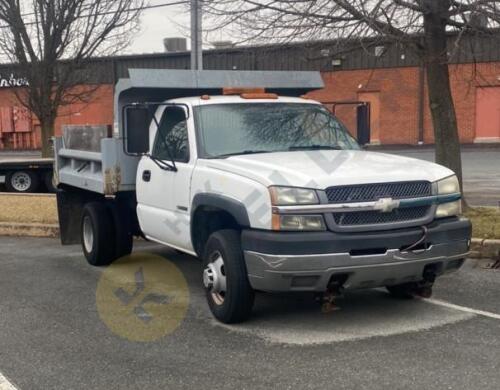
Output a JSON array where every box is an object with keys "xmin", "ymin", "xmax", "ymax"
[
  {"xmin": 325, "ymin": 181, "xmax": 432, "ymax": 204},
  {"xmin": 333, "ymin": 206, "xmax": 431, "ymax": 226}
]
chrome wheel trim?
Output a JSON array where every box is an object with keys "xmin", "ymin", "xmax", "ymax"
[
  {"xmin": 11, "ymin": 171, "xmax": 31, "ymax": 192},
  {"xmin": 82, "ymin": 215, "xmax": 94, "ymax": 253},
  {"xmin": 203, "ymin": 251, "xmax": 227, "ymax": 305}
]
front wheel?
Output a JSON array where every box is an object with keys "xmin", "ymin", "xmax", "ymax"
[{"xmin": 203, "ymin": 230, "xmax": 254, "ymax": 323}]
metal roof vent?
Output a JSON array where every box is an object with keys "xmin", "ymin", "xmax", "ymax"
[
  {"xmin": 465, "ymin": 12, "xmax": 489, "ymax": 29},
  {"xmin": 212, "ymin": 41, "xmax": 235, "ymax": 50},
  {"xmin": 163, "ymin": 37, "xmax": 188, "ymax": 52}
]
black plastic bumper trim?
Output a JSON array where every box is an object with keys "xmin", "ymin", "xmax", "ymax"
[{"xmin": 241, "ymin": 217, "xmax": 471, "ymax": 256}]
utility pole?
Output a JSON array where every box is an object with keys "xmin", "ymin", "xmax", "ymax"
[{"xmin": 190, "ymin": 0, "xmax": 203, "ymax": 70}]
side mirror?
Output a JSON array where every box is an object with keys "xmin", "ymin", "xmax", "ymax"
[
  {"xmin": 124, "ymin": 106, "xmax": 150, "ymax": 155},
  {"xmin": 356, "ymin": 104, "xmax": 371, "ymax": 146}
]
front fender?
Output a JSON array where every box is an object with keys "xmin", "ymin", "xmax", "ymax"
[{"xmin": 191, "ymin": 193, "xmax": 250, "ymax": 227}]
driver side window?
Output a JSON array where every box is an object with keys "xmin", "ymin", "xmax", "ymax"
[{"xmin": 152, "ymin": 107, "xmax": 189, "ymax": 163}]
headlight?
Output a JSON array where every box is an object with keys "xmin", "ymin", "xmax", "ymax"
[
  {"xmin": 437, "ymin": 175, "xmax": 460, "ymax": 195},
  {"xmin": 435, "ymin": 200, "xmax": 462, "ymax": 218},
  {"xmin": 272, "ymin": 214, "xmax": 326, "ymax": 231},
  {"xmin": 269, "ymin": 186, "xmax": 319, "ymax": 205},
  {"xmin": 435, "ymin": 175, "xmax": 461, "ymax": 218}
]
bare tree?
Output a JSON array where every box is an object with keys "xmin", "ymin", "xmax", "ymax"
[
  {"xmin": 205, "ymin": 0, "xmax": 500, "ymax": 189},
  {"xmin": 0, "ymin": 0, "xmax": 144, "ymax": 157}
]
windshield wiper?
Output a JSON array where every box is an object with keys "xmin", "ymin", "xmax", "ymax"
[
  {"xmin": 288, "ymin": 145, "xmax": 343, "ymax": 151},
  {"xmin": 215, "ymin": 150, "xmax": 271, "ymax": 158}
]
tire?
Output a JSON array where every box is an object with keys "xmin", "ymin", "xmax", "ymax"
[
  {"xmin": 81, "ymin": 202, "xmax": 116, "ymax": 266},
  {"xmin": 6, "ymin": 170, "xmax": 39, "ymax": 193},
  {"xmin": 386, "ymin": 282, "xmax": 434, "ymax": 299},
  {"xmin": 43, "ymin": 170, "xmax": 57, "ymax": 193},
  {"xmin": 202, "ymin": 229, "xmax": 254, "ymax": 323},
  {"xmin": 106, "ymin": 201, "xmax": 133, "ymax": 259}
]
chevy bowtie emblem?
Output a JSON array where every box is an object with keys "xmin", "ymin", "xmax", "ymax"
[{"xmin": 374, "ymin": 197, "xmax": 400, "ymax": 213}]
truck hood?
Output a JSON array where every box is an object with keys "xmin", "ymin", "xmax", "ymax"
[{"xmin": 204, "ymin": 150, "xmax": 454, "ymax": 188}]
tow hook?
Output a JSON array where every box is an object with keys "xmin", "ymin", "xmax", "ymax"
[
  {"xmin": 317, "ymin": 281, "xmax": 344, "ymax": 314},
  {"xmin": 414, "ymin": 269, "xmax": 436, "ymax": 298}
]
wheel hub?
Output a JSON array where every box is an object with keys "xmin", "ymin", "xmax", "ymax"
[
  {"xmin": 82, "ymin": 216, "xmax": 94, "ymax": 253},
  {"xmin": 203, "ymin": 252, "xmax": 227, "ymax": 304},
  {"xmin": 11, "ymin": 172, "xmax": 31, "ymax": 192}
]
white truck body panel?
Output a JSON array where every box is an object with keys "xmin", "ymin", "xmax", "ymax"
[{"xmin": 204, "ymin": 150, "xmax": 454, "ymax": 189}]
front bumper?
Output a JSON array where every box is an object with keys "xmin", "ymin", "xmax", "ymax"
[{"xmin": 242, "ymin": 217, "xmax": 471, "ymax": 292}]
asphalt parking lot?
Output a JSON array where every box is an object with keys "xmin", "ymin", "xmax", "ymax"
[{"xmin": 0, "ymin": 237, "xmax": 499, "ymax": 390}]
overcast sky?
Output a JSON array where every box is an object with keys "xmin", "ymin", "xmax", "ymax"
[
  {"xmin": 128, "ymin": 1, "xmax": 199, "ymax": 54},
  {"xmin": 127, "ymin": 0, "xmax": 233, "ymax": 54}
]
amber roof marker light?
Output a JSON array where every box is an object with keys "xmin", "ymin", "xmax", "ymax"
[
  {"xmin": 240, "ymin": 92, "xmax": 278, "ymax": 99},
  {"xmin": 221, "ymin": 87, "xmax": 279, "ymax": 99},
  {"xmin": 222, "ymin": 87, "xmax": 265, "ymax": 95}
]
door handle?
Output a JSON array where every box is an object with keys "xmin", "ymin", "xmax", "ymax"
[{"xmin": 142, "ymin": 170, "xmax": 151, "ymax": 182}]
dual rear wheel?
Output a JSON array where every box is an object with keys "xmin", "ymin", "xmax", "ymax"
[{"xmin": 81, "ymin": 201, "xmax": 133, "ymax": 266}]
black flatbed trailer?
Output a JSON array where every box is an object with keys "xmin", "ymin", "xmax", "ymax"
[{"xmin": 0, "ymin": 157, "xmax": 55, "ymax": 193}]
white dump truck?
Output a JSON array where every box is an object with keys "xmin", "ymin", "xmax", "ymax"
[{"xmin": 54, "ymin": 69, "xmax": 471, "ymax": 323}]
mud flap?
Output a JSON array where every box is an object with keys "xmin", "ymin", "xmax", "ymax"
[{"xmin": 56, "ymin": 188, "xmax": 103, "ymax": 245}]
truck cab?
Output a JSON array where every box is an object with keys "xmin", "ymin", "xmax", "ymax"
[
  {"xmin": 54, "ymin": 70, "xmax": 471, "ymax": 323},
  {"xmin": 136, "ymin": 95, "xmax": 360, "ymax": 252}
]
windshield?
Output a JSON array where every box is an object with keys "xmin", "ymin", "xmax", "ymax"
[{"xmin": 194, "ymin": 103, "xmax": 360, "ymax": 158}]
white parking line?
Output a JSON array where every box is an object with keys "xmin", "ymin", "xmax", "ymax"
[
  {"xmin": 0, "ymin": 372, "xmax": 17, "ymax": 390},
  {"xmin": 425, "ymin": 298, "xmax": 500, "ymax": 320}
]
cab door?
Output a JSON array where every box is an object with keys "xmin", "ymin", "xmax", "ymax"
[{"xmin": 136, "ymin": 105, "xmax": 195, "ymax": 251}]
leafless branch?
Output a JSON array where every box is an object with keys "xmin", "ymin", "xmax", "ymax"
[{"xmin": 0, "ymin": 0, "xmax": 144, "ymax": 156}]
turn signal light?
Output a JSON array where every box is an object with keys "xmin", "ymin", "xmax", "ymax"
[
  {"xmin": 272, "ymin": 213, "xmax": 281, "ymax": 231},
  {"xmin": 272, "ymin": 213, "xmax": 326, "ymax": 231}
]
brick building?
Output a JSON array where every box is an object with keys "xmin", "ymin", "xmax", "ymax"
[{"xmin": 0, "ymin": 33, "xmax": 500, "ymax": 150}]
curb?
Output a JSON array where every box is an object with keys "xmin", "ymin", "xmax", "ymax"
[
  {"xmin": 0, "ymin": 193, "xmax": 56, "ymax": 198},
  {"xmin": 0, "ymin": 222, "xmax": 59, "ymax": 238},
  {"xmin": 469, "ymin": 238, "xmax": 500, "ymax": 264}
]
